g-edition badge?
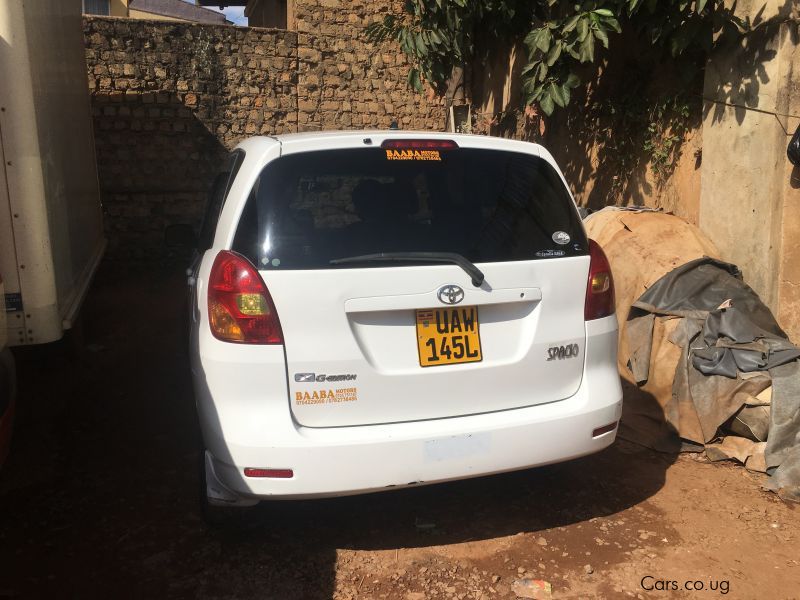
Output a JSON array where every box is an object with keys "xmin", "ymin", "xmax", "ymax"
[
  {"xmin": 437, "ymin": 284, "xmax": 465, "ymax": 305},
  {"xmin": 552, "ymin": 231, "xmax": 571, "ymax": 245},
  {"xmin": 294, "ymin": 372, "xmax": 357, "ymax": 382}
]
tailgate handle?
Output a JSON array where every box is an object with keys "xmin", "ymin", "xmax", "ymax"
[{"xmin": 345, "ymin": 287, "xmax": 542, "ymax": 313}]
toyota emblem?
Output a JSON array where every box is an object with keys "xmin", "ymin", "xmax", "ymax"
[{"xmin": 437, "ymin": 285, "xmax": 465, "ymax": 305}]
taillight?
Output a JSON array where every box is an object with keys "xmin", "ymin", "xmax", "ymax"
[
  {"xmin": 584, "ymin": 239, "xmax": 615, "ymax": 321},
  {"xmin": 207, "ymin": 250, "xmax": 283, "ymax": 344}
]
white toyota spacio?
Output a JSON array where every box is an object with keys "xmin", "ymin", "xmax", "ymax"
[{"xmin": 188, "ymin": 131, "xmax": 622, "ymax": 520}]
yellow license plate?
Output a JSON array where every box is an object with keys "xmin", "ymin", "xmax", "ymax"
[{"xmin": 416, "ymin": 306, "xmax": 482, "ymax": 367}]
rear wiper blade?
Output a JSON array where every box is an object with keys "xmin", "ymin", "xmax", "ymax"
[{"xmin": 330, "ymin": 252, "xmax": 485, "ymax": 287}]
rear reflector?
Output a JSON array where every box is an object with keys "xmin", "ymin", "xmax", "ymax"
[
  {"xmin": 208, "ymin": 250, "xmax": 283, "ymax": 344},
  {"xmin": 592, "ymin": 422, "xmax": 618, "ymax": 438},
  {"xmin": 244, "ymin": 468, "xmax": 294, "ymax": 479},
  {"xmin": 381, "ymin": 139, "xmax": 459, "ymax": 150},
  {"xmin": 584, "ymin": 239, "xmax": 616, "ymax": 321}
]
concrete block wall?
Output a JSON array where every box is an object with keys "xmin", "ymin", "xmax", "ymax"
[
  {"xmin": 467, "ymin": 36, "xmax": 704, "ymax": 225},
  {"xmin": 699, "ymin": 2, "xmax": 800, "ymax": 340}
]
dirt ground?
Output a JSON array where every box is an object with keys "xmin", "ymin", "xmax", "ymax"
[{"xmin": 0, "ymin": 267, "xmax": 798, "ymax": 600}]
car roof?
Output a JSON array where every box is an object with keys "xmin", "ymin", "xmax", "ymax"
[{"xmin": 235, "ymin": 130, "xmax": 550, "ymax": 158}]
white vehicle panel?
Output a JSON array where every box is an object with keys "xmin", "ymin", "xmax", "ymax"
[
  {"xmin": 265, "ymin": 255, "xmax": 589, "ymax": 427},
  {"xmin": 0, "ymin": 0, "xmax": 104, "ymax": 346}
]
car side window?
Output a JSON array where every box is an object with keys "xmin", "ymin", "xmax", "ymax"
[{"xmin": 198, "ymin": 150, "xmax": 245, "ymax": 251}]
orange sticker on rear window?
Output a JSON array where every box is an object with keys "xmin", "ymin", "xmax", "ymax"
[{"xmin": 385, "ymin": 149, "xmax": 442, "ymax": 161}]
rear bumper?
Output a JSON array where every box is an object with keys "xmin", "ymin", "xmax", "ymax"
[{"xmin": 195, "ymin": 316, "xmax": 622, "ymax": 501}]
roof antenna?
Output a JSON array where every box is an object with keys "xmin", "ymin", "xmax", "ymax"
[{"xmin": 389, "ymin": 120, "xmax": 399, "ymax": 130}]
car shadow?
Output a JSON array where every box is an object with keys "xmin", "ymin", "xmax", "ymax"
[
  {"xmin": 0, "ymin": 267, "xmax": 675, "ymax": 600},
  {"xmin": 234, "ymin": 434, "xmax": 673, "ymax": 553}
]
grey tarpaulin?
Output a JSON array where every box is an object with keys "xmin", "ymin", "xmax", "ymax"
[
  {"xmin": 764, "ymin": 361, "xmax": 800, "ymax": 500},
  {"xmin": 626, "ymin": 257, "xmax": 800, "ymax": 500}
]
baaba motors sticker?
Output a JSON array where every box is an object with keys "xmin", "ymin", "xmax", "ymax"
[
  {"xmin": 295, "ymin": 387, "xmax": 358, "ymax": 405},
  {"xmin": 552, "ymin": 231, "xmax": 571, "ymax": 245},
  {"xmin": 294, "ymin": 372, "xmax": 358, "ymax": 406}
]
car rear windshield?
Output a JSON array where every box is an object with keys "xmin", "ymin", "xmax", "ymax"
[{"xmin": 232, "ymin": 146, "xmax": 587, "ymax": 270}]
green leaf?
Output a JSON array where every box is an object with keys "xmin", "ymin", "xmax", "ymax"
[
  {"xmin": 602, "ymin": 16, "xmax": 621, "ymax": 32},
  {"xmin": 524, "ymin": 28, "xmax": 542, "ymax": 51},
  {"xmin": 577, "ymin": 17, "xmax": 589, "ymax": 41},
  {"xmin": 398, "ymin": 28, "xmax": 409, "ymax": 51},
  {"xmin": 408, "ymin": 68, "xmax": 422, "ymax": 92},
  {"xmin": 545, "ymin": 40, "xmax": 562, "ymax": 66},
  {"xmin": 520, "ymin": 61, "xmax": 538, "ymax": 76},
  {"xmin": 561, "ymin": 83, "xmax": 572, "ymax": 106},
  {"xmin": 522, "ymin": 76, "xmax": 542, "ymax": 98},
  {"xmin": 550, "ymin": 82, "xmax": 567, "ymax": 107},
  {"xmin": 565, "ymin": 72, "xmax": 580, "ymax": 88},
  {"xmin": 536, "ymin": 28, "xmax": 552, "ymax": 52},
  {"xmin": 566, "ymin": 43, "xmax": 581, "ymax": 60},
  {"xmin": 377, "ymin": 0, "xmax": 744, "ymax": 118},
  {"xmin": 594, "ymin": 26, "xmax": 609, "ymax": 47},
  {"xmin": 415, "ymin": 31, "xmax": 428, "ymax": 56},
  {"xmin": 562, "ymin": 14, "xmax": 581, "ymax": 33},
  {"xmin": 540, "ymin": 92, "xmax": 555, "ymax": 115},
  {"xmin": 579, "ymin": 31, "xmax": 595, "ymax": 62},
  {"xmin": 537, "ymin": 61, "xmax": 549, "ymax": 81}
]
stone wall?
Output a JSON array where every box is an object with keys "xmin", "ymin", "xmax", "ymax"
[
  {"xmin": 292, "ymin": 0, "xmax": 441, "ymax": 132},
  {"xmin": 83, "ymin": 8, "xmax": 443, "ymax": 259}
]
